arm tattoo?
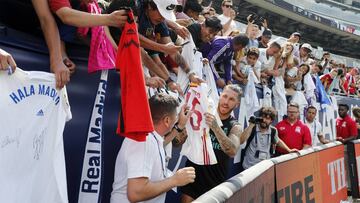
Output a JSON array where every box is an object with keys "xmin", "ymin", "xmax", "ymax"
[
  {"xmin": 212, "ymin": 125, "xmax": 237, "ymax": 156},
  {"xmin": 174, "ymin": 53, "xmax": 189, "ymax": 73}
]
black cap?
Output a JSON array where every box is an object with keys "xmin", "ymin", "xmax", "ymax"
[
  {"xmin": 262, "ymin": 29, "xmax": 272, "ymax": 38},
  {"xmin": 292, "ymin": 32, "xmax": 301, "ymax": 38}
]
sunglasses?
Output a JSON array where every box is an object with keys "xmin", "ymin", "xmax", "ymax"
[
  {"xmin": 166, "ymin": 4, "xmax": 176, "ymax": 10},
  {"xmin": 224, "ymin": 4, "xmax": 233, "ymax": 8}
]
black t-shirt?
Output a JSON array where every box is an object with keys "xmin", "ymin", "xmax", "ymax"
[
  {"xmin": 0, "ymin": 0, "xmax": 41, "ymax": 34},
  {"xmin": 258, "ymin": 41, "xmax": 268, "ymax": 48},
  {"xmin": 181, "ymin": 115, "xmax": 238, "ymax": 199},
  {"xmin": 187, "ymin": 23, "xmax": 202, "ymax": 49}
]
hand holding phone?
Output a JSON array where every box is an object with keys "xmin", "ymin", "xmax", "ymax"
[{"xmin": 180, "ymin": 41, "xmax": 190, "ymax": 47}]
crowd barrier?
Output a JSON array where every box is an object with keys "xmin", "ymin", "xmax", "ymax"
[
  {"xmin": 2, "ymin": 25, "xmax": 360, "ymax": 203},
  {"xmin": 194, "ymin": 141, "xmax": 354, "ymax": 203},
  {"xmin": 347, "ymin": 140, "xmax": 360, "ymax": 199}
]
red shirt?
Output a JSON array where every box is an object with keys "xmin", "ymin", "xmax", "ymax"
[
  {"xmin": 336, "ymin": 115, "xmax": 357, "ymax": 139},
  {"xmin": 275, "ymin": 119, "xmax": 312, "ymax": 154},
  {"xmin": 320, "ymin": 73, "xmax": 333, "ymax": 91},
  {"xmin": 49, "ymin": 0, "xmax": 72, "ymax": 13},
  {"xmin": 344, "ymin": 73, "xmax": 356, "ymax": 94},
  {"xmin": 116, "ymin": 11, "xmax": 154, "ymax": 142}
]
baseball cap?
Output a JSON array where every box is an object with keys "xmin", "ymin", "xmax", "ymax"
[
  {"xmin": 262, "ymin": 29, "xmax": 272, "ymax": 38},
  {"xmin": 291, "ymin": 32, "xmax": 301, "ymax": 38},
  {"xmin": 153, "ymin": 0, "xmax": 179, "ymax": 21},
  {"xmin": 247, "ymin": 47, "xmax": 260, "ymax": 57},
  {"xmin": 301, "ymin": 43, "xmax": 312, "ymax": 52}
]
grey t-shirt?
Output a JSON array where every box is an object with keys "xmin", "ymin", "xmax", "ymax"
[{"xmin": 242, "ymin": 126, "xmax": 279, "ymax": 170}]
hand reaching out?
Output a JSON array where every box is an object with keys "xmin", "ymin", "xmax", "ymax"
[
  {"xmin": 172, "ymin": 167, "xmax": 195, "ymax": 186},
  {"xmin": 52, "ymin": 62, "xmax": 70, "ymax": 89},
  {"xmin": 63, "ymin": 57, "xmax": 76, "ymax": 75},
  {"xmin": 204, "ymin": 112, "xmax": 219, "ymax": 131},
  {"xmin": 177, "ymin": 105, "xmax": 193, "ymax": 129},
  {"xmin": 189, "ymin": 73, "xmax": 205, "ymax": 84},
  {"xmin": 0, "ymin": 48, "xmax": 16, "ymax": 74},
  {"xmin": 108, "ymin": 9, "xmax": 129, "ymax": 28},
  {"xmin": 168, "ymin": 81, "xmax": 184, "ymax": 97},
  {"xmin": 146, "ymin": 76, "xmax": 165, "ymax": 88},
  {"xmin": 162, "ymin": 43, "xmax": 182, "ymax": 55}
]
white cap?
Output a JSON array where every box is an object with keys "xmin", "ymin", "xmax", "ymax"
[
  {"xmin": 301, "ymin": 43, "xmax": 312, "ymax": 52},
  {"xmin": 153, "ymin": 0, "xmax": 178, "ymax": 21}
]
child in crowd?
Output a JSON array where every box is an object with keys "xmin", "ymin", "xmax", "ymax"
[{"xmin": 233, "ymin": 47, "xmax": 261, "ymax": 85}]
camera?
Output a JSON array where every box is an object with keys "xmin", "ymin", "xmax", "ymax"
[
  {"xmin": 247, "ymin": 14, "xmax": 265, "ymax": 27},
  {"xmin": 249, "ymin": 116, "xmax": 263, "ymax": 124}
]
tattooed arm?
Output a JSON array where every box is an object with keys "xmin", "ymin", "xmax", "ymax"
[
  {"xmin": 205, "ymin": 113, "xmax": 241, "ymax": 157},
  {"xmin": 173, "ymin": 53, "xmax": 204, "ymax": 83},
  {"xmin": 173, "ymin": 52, "xmax": 190, "ymax": 73}
]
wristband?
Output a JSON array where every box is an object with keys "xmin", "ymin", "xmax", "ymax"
[
  {"xmin": 166, "ymin": 78, "xmax": 173, "ymax": 84},
  {"xmin": 173, "ymin": 123, "xmax": 184, "ymax": 133}
]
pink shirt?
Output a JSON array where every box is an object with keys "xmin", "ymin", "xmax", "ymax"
[{"xmin": 81, "ymin": 1, "xmax": 116, "ymax": 73}]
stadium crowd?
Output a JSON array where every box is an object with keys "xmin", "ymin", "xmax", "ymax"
[{"xmin": 1, "ymin": 0, "xmax": 360, "ymax": 203}]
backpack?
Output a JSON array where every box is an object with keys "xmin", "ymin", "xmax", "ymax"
[{"xmin": 240, "ymin": 126, "xmax": 277, "ymax": 169}]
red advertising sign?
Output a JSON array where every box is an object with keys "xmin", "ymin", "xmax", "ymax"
[
  {"xmin": 275, "ymin": 153, "xmax": 321, "ymax": 203},
  {"xmin": 354, "ymin": 143, "xmax": 360, "ymax": 195},
  {"xmin": 317, "ymin": 144, "xmax": 347, "ymax": 202}
]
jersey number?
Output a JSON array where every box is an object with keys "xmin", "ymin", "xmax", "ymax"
[{"xmin": 190, "ymin": 97, "xmax": 202, "ymax": 131}]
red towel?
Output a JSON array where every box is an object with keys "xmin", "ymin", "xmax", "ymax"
[{"xmin": 116, "ymin": 11, "xmax": 154, "ymax": 142}]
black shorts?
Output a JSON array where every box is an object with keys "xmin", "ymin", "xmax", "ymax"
[{"xmin": 180, "ymin": 160, "xmax": 225, "ymax": 199}]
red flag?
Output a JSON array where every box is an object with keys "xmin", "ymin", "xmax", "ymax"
[{"xmin": 116, "ymin": 11, "xmax": 154, "ymax": 142}]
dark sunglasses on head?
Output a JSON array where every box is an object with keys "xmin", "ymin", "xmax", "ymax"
[
  {"xmin": 166, "ymin": 4, "xmax": 176, "ymax": 10},
  {"xmin": 224, "ymin": 4, "xmax": 233, "ymax": 8}
]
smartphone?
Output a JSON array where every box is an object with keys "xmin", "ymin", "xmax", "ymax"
[{"xmin": 180, "ymin": 41, "xmax": 190, "ymax": 47}]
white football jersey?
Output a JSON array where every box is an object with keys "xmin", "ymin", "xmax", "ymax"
[
  {"xmin": 180, "ymin": 84, "xmax": 219, "ymax": 165},
  {"xmin": 0, "ymin": 68, "xmax": 71, "ymax": 203}
]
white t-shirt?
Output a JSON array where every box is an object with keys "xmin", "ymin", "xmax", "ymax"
[
  {"xmin": 218, "ymin": 14, "xmax": 237, "ymax": 36},
  {"xmin": 111, "ymin": 131, "xmax": 168, "ymax": 203},
  {"xmin": 305, "ymin": 120, "xmax": 322, "ymax": 147},
  {"xmin": 239, "ymin": 58, "xmax": 261, "ymax": 80},
  {"xmin": 258, "ymin": 48, "xmax": 276, "ymax": 71},
  {"xmin": 286, "ymin": 66, "xmax": 302, "ymax": 90},
  {"xmin": 0, "ymin": 68, "xmax": 71, "ymax": 203},
  {"xmin": 286, "ymin": 66, "xmax": 298, "ymax": 77}
]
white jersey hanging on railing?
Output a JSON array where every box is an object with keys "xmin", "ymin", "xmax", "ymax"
[
  {"xmin": 178, "ymin": 35, "xmax": 219, "ymax": 104},
  {"xmin": 291, "ymin": 91, "xmax": 308, "ymax": 121},
  {"xmin": 272, "ymin": 72, "xmax": 287, "ymax": 121},
  {"xmin": 303, "ymin": 72, "xmax": 316, "ymax": 105},
  {"xmin": 0, "ymin": 68, "xmax": 71, "ymax": 203},
  {"xmin": 202, "ymin": 63, "xmax": 219, "ymax": 104},
  {"xmin": 178, "ymin": 35, "xmax": 202, "ymax": 94},
  {"xmin": 244, "ymin": 70, "xmax": 260, "ymax": 118}
]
